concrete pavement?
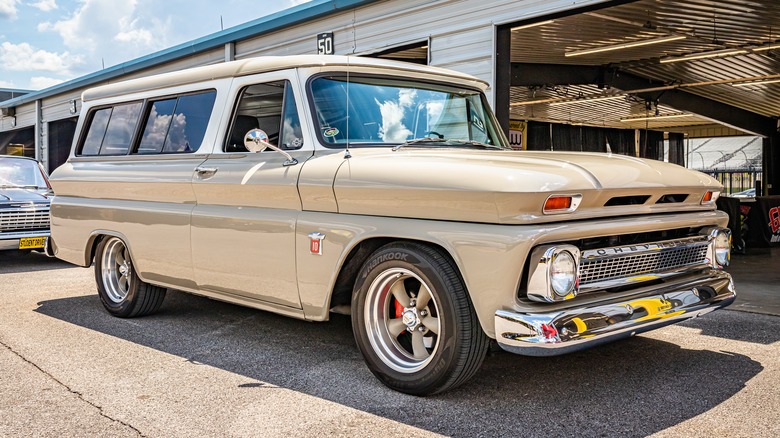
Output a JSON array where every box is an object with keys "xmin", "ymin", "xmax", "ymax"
[{"xmin": 0, "ymin": 252, "xmax": 778, "ymax": 437}]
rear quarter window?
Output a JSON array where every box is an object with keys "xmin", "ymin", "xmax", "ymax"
[{"xmin": 78, "ymin": 90, "xmax": 216, "ymax": 156}]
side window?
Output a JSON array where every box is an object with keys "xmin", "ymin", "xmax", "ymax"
[
  {"xmin": 80, "ymin": 108, "xmax": 111, "ymax": 156},
  {"xmin": 136, "ymin": 91, "xmax": 216, "ymax": 154},
  {"xmin": 79, "ymin": 102, "xmax": 142, "ymax": 156},
  {"xmin": 137, "ymin": 98, "xmax": 176, "ymax": 154},
  {"xmin": 225, "ymin": 80, "xmax": 303, "ymax": 153}
]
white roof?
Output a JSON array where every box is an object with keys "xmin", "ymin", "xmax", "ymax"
[{"xmin": 82, "ymin": 55, "xmax": 487, "ymax": 102}]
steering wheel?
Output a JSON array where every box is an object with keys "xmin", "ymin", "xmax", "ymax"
[{"xmin": 426, "ymin": 131, "xmax": 445, "ymax": 139}]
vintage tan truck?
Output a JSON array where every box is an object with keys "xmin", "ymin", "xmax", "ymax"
[{"xmin": 49, "ymin": 55, "xmax": 735, "ymax": 395}]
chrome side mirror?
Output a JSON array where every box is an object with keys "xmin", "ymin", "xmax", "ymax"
[
  {"xmin": 244, "ymin": 128, "xmax": 270, "ymax": 152},
  {"xmin": 243, "ymin": 128, "xmax": 298, "ymax": 166}
]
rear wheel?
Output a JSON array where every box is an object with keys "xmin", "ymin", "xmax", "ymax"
[
  {"xmin": 94, "ymin": 236, "xmax": 166, "ymax": 318},
  {"xmin": 352, "ymin": 242, "xmax": 488, "ymax": 395}
]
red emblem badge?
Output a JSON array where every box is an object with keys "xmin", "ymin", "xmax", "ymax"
[{"xmin": 309, "ymin": 232, "xmax": 325, "ymax": 255}]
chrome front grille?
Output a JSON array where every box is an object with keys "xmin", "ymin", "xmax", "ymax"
[
  {"xmin": 0, "ymin": 206, "xmax": 50, "ymax": 233},
  {"xmin": 578, "ymin": 236, "xmax": 710, "ymax": 291}
]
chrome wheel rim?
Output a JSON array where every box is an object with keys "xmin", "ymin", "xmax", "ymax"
[
  {"xmin": 364, "ymin": 267, "xmax": 442, "ymax": 373},
  {"xmin": 101, "ymin": 238, "xmax": 132, "ymax": 303}
]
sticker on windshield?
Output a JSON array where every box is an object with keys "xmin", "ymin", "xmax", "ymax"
[
  {"xmin": 472, "ymin": 114, "xmax": 485, "ymax": 133},
  {"xmin": 323, "ymin": 127, "xmax": 339, "ymax": 137}
]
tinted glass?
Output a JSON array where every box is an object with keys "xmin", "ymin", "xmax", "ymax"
[
  {"xmin": 99, "ymin": 102, "xmax": 142, "ymax": 155},
  {"xmin": 310, "ymin": 76, "xmax": 504, "ymax": 147},
  {"xmin": 161, "ymin": 92, "xmax": 216, "ymax": 153},
  {"xmin": 80, "ymin": 108, "xmax": 111, "ymax": 156},
  {"xmin": 280, "ymin": 81, "xmax": 303, "ymax": 150},
  {"xmin": 226, "ymin": 82, "xmax": 284, "ymax": 153},
  {"xmin": 226, "ymin": 81, "xmax": 303, "ymax": 152},
  {"xmin": 137, "ymin": 98, "xmax": 177, "ymax": 154}
]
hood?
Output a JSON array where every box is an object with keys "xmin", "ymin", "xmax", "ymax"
[
  {"xmin": 0, "ymin": 188, "xmax": 51, "ymax": 205},
  {"xmin": 328, "ymin": 148, "xmax": 721, "ymax": 224}
]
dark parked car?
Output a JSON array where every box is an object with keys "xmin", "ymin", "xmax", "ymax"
[{"xmin": 0, "ymin": 155, "xmax": 52, "ymax": 253}]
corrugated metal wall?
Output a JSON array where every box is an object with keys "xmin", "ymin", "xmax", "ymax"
[{"xmin": 3, "ymin": 0, "xmax": 609, "ymax": 169}]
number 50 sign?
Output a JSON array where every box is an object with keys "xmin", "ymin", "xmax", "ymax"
[{"xmin": 317, "ymin": 32, "xmax": 334, "ymax": 55}]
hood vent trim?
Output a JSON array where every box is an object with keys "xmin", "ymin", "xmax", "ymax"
[{"xmin": 604, "ymin": 195, "xmax": 650, "ymax": 207}]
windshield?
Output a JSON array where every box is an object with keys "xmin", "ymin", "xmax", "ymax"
[
  {"xmin": 0, "ymin": 157, "xmax": 49, "ymax": 189},
  {"xmin": 310, "ymin": 75, "xmax": 507, "ymax": 148}
]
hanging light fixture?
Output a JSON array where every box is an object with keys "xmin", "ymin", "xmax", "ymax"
[
  {"xmin": 732, "ymin": 78, "xmax": 780, "ymax": 87},
  {"xmin": 565, "ymin": 35, "xmax": 686, "ymax": 57},
  {"xmin": 550, "ymin": 95, "xmax": 625, "ymax": 106},
  {"xmin": 660, "ymin": 48, "xmax": 747, "ymax": 63},
  {"xmin": 511, "ymin": 20, "xmax": 554, "ymax": 31},
  {"xmin": 620, "ymin": 113, "xmax": 691, "ymax": 122}
]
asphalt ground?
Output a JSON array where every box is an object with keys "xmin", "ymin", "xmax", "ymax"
[{"xmin": 1, "ymin": 252, "xmax": 778, "ymax": 437}]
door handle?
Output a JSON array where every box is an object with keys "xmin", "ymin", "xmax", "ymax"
[{"xmin": 195, "ymin": 166, "xmax": 218, "ymax": 176}]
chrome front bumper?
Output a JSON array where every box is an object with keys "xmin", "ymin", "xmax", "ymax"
[
  {"xmin": 495, "ymin": 270, "xmax": 736, "ymax": 356},
  {"xmin": 0, "ymin": 231, "xmax": 50, "ymax": 251}
]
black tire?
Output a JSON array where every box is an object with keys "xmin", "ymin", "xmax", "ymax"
[
  {"xmin": 351, "ymin": 242, "xmax": 488, "ymax": 395},
  {"xmin": 94, "ymin": 236, "xmax": 166, "ymax": 318}
]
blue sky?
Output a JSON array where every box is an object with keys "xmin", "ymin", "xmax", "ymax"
[{"xmin": 0, "ymin": 0, "xmax": 308, "ymax": 90}]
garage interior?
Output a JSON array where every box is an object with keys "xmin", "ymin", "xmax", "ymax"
[{"xmin": 494, "ymin": 0, "xmax": 780, "ymax": 197}]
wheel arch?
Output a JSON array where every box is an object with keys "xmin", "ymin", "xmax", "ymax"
[
  {"xmin": 327, "ymin": 237, "xmax": 472, "ymax": 320},
  {"xmin": 85, "ymin": 230, "xmax": 135, "ymax": 268}
]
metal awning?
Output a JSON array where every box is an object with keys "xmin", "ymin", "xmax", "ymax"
[{"xmin": 509, "ymin": 0, "xmax": 780, "ymax": 135}]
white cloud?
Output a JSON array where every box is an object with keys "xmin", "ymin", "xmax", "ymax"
[
  {"xmin": 114, "ymin": 17, "xmax": 154, "ymax": 47},
  {"xmin": 29, "ymin": 76, "xmax": 64, "ymax": 89},
  {"xmin": 0, "ymin": 0, "xmax": 18, "ymax": 19},
  {"xmin": 40, "ymin": 0, "xmax": 169, "ymax": 68},
  {"xmin": 29, "ymin": 0, "xmax": 56, "ymax": 12},
  {"xmin": 0, "ymin": 41, "xmax": 82, "ymax": 74},
  {"xmin": 0, "ymin": 80, "xmax": 16, "ymax": 88},
  {"xmin": 376, "ymin": 90, "xmax": 417, "ymax": 143}
]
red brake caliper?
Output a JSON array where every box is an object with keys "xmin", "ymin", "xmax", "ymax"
[{"xmin": 393, "ymin": 298, "xmax": 406, "ymax": 334}]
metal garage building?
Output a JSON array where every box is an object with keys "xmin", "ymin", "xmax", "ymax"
[{"xmin": 0, "ymin": 0, "xmax": 778, "ymax": 195}]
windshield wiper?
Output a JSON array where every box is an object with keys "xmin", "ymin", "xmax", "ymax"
[
  {"xmin": 0, "ymin": 184, "xmax": 41, "ymax": 189},
  {"xmin": 392, "ymin": 137, "xmax": 446, "ymax": 151},
  {"xmin": 447, "ymin": 139, "xmax": 505, "ymax": 150},
  {"xmin": 392, "ymin": 138, "xmax": 505, "ymax": 151}
]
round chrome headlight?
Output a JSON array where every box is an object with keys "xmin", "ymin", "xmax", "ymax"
[
  {"xmin": 714, "ymin": 230, "xmax": 731, "ymax": 267},
  {"xmin": 550, "ymin": 250, "xmax": 577, "ymax": 297}
]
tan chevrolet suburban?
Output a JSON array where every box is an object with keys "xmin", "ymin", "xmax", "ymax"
[{"xmin": 49, "ymin": 55, "xmax": 735, "ymax": 395}]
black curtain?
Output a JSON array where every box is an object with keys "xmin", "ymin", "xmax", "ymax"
[
  {"xmin": 526, "ymin": 121, "xmax": 551, "ymax": 150},
  {"xmin": 581, "ymin": 126, "xmax": 606, "ymax": 152},
  {"xmin": 552, "ymin": 123, "xmax": 582, "ymax": 151},
  {"xmin": 604, "ymin": 128, "xmax": 635, "ymax": 156},
  {"xmin": 525, "ymin": 122, "xmax": 632, "ymax": 155},
  {"xmin": 639, "ymin": 129, "xmax": 664, "ymax": 160},
  {"xmin": 668, "ymin": 132, "xmax": 685, "ymax": 166}
]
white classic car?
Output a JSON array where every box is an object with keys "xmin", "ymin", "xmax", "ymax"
[{"xmin": 49, "ymin": 56, "xmax": 735, "ymax": 395}]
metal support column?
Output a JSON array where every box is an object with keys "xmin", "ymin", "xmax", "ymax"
[
  {"xmin": 763, "ymin": 134, "xmax": 779, "ymax": 196},
  {"xmin": 494, "ymin": 25, "xmax": 511, "ymax": 137},
  {"xmin": 34, "ymin": 100, "xmax": 43, "ymax": 166}
]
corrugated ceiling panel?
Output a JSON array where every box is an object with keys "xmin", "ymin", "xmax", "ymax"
[{"xmin": 510, "ymin": 0, "xmax": 780, "ymax": 127}]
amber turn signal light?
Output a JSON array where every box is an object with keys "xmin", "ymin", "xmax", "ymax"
[
  {"xmin": 701, "ymin": 190, "xmax": 720, "ymax": 204},
  {"xmin": 544, "ymin": 196, "xmax": 572, "ymax": 211},
  {"xmin": 543, "ymin": 194, "xmax": 582, "ymax": 214}
]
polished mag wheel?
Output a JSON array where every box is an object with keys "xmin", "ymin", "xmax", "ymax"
[
  {"xmin": 100, "ymin": 237, "xmax": 132, "ymax": 303},
  {"xmin": 352, "ymin": 242, "xmax": 489, "ymax": 395},
  {"xmin": 365, "ymin": 267, "xmax": 441, "ymax": 373},
  {"xmin": 94, "ymin": 236, "xmax": 167, "ymax": 318}
]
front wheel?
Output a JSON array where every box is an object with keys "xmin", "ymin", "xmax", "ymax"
[
  {"xmin": 94, "ymin": 236, "xmax": 166, "ymax": 318},
  {"xmin": 352, "ymin": 242, "xmax": 488, "ymax": 395}
]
